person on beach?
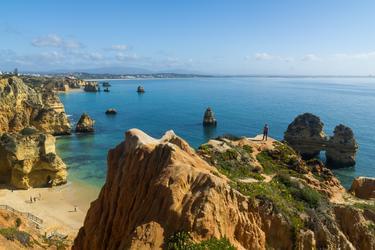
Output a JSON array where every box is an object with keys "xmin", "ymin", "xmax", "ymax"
[
  {"xmin": 262, "ymin": 124, "xmax": 269, "ymax": 141},
  {"xmin": 30, "ymin": 196, "xmax": 33, "ymax": 203}
]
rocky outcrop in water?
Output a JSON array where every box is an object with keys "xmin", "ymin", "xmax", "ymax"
[
  {"xmin": 326, "ymin": 124, "xmax": 358, "ymax": 167},
  {"xmin": 0, "ymin": 127, "xmax": 67, "ymax": 189},
  {"xmin": 75, "ymin": 113, "xmax": 95, "ymax": 133},
  {"xmin": 137, "ymin": 85, "xmax": 145, "ymax": 93},
  {"xmin": 203, "ymin": 107, "xmax": 217, "ymax": 126},
  {"xmin": 74, "ymin": 129, "xmax": 374, "ymax": 250},
  {"xmin": 84, "ymin": 82, "xmax": 99, "ymax": 92},
  {"xmin": 105, "ymin": 109, "xmax": 117, "ymax": 115},
  {"xmin": 350, "ymin": 177, "xmax": 375, "ymax": 199},
  {"xmin": 0, "ymin": 76, "xmax": 71, "ymax": 135},
  {"xmin": 284, "ymin": 113, "xmax": 358, "ymax": 167}
]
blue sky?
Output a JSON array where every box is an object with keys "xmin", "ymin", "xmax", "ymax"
[{"xmin": 1, "ymin": 0, "xmax": 375, "ymax": 75}]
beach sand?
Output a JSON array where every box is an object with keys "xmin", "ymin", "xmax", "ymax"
[{"xmin": 0, "ymin": 180, "xmax": 100, "ymax": 238}]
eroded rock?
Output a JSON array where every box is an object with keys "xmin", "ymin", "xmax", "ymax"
[
  {"xmin": 203, "ymin": 107, "xmax": 217, "ymax": 126},
  {"xmin": 0, "ymin": 128, "xmax": 67, "ymax": 189},
  {"xmin": 75, "ymin": 113, "xmax": 95, "ymax": 133},
  {"xmin": 349, "ymin": 177, "xmax": 375, "ymax": 199}
]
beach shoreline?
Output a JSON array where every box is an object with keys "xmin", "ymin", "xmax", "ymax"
[{"xmin": 0, "ymin": 179, "xmax": 100, "ymax": 239}]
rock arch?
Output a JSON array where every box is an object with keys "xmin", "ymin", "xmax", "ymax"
[{"xmin": 284, "ymin": 113, "xmax": 358, "ymax": 167}]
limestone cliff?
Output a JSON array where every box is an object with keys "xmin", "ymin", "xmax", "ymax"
[
  {"xmin": 0, "ymin": 127, "xmax": 67, "ymax": 189},
  {"xmin": 74, "ymin": 129, "xmax": 375, "ymax": 250},
  {"xmin": 0, "ymin": 76, "xmax": 71, "ymax": 135}
]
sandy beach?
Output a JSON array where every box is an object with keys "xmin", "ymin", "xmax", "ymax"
[{"xmin": 0, "ymin": 180, "xmax": 100, "ymax": 238}]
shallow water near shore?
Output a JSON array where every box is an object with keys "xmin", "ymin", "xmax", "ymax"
[{"xmin": 56, "ymin": 77, "xmax": 375, "ymax": 189}]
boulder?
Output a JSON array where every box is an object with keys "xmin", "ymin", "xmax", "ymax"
[
  {"xmin": 203, "ymin": 107, "xmax": 217, "ymax": 126},
  {"xmin": 105, "ymin": 109, "xmax": 117, "ymax": 115},
  {"xmin": 0, "ymin": 130, "xmax": 67, "ymax": 189},
  {"xmin": 349, "ymin": 177, "xmax": 375, "ymax": 199},
  {"xmin": 137, "ymin": 85, "xmax": 145, "ymax": 93},
  {"xmin": 284, "ymin": 113, "xmax": 326, "ymax": 158},
  {"xmin": 326, "ymin": 124, "xmax": 358, "ymax": 167},
  {"xmin": 75, "ymin": 113, "xmax": 95, "ymax": 133}
]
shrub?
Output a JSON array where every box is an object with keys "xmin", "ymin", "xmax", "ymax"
[
  {"xmin": 166, "ymin": 231, "xmax": 236, "ymax": 250},
  {"xmin": 0, "ymin": 227, "xmax": 31, "ymax": 247}
]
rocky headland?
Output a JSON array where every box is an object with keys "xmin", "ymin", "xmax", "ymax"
[
  {"xmin": 0, "ymin": 76, "xmax": 70, "ymax": 189},
  {"xmin": 74, "ymin": 129, "xmax": 375, "ymax": 250},
  {"xmin": 284, "ymin": 113, "xmax": 358, "ymax": 167},
  {"xmin": 0, "ymin": 76, "xmax": 71, "ymax": 135}
]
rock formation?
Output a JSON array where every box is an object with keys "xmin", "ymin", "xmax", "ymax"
[
  {"xmin": 284, "ymin": 113, "xmax": 358, "ymax": 168},
  {"xmin": 350, "ymin": 177, "xmax": 375, "ymax": 199},
  {"xmin": 105, "ymin": 109, "xmax": 117, "ymax": 115},
  {"xmin": 284, "ymin": 113, "xmax": 325, "ymax": 158},
  {"xmin": 0, "ymin": 127, "xmax": 67, "ymax": 189},
  {"xmin": 84, "ymin": 82, "xmax": 99, "ymax": 92},
  {"xmin": 75, "ymin": 113, "xmax": 95, "ymax": 133},
  {"xmin": 137, "ymin": 85, "xmax": 145, "ymax": 93},
  {"xmin": 326, "ymin": 124, "xmax": 358, "ymax": 167},
  {"xmin": 203, "ymin": 107, "xmax": 217, "ymax": 126},
  {"xmin": 0, "ymin": 76, "xmax": 71, "ymax": 135},
  {"xmin": 74, "ymin": 129, "xmax": 374, "ymax": 250}
]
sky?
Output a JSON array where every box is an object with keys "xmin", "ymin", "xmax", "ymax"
[{"xmin": 1, "ymin": 0, "xmax": 375, "ymax": 75}]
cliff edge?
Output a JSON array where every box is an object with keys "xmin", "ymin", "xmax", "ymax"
[{"xmin": 74, "ymin": 129, "xmax": 375, "ymax": 250}]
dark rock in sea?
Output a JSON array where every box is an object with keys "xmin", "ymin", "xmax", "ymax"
[
  {"xmin": 75, "ymin": 113, "xmax": 95, "ymax": 133},
  {"xmin": 284, "ymin": 113, "xmax": 358, "ymax": 168},
  {"xmin": 105, "ymin": 109, "xmax": 117, "ymax": 115},
  {"xmin": 102, "ymin": 82, "xmax": 111, "ymax": 87},
  {"xmin": 137, "ymin": 85, "xmax": 145, "ymax": 93},
  {"xmin": 326, "ymin": 124, "xmax": 358, "ymax": 167},
  {"xmin": 104, "ymin": 87, "xmax": 110, "ymax": 92},
  {"xmin": 203, "ymin": 107, "xmax": 217, "ymax": 126},
  {"xmin": 84, "ymin": 82, "xmax": 99, "ymax": 92}
]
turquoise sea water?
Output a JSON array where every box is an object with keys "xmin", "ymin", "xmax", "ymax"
[{"xmin": 56, "ymin": 77, "xmax": 375, "ymax": 188}]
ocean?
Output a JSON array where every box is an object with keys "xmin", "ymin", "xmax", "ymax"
[{"xmin": 56, "ymin": 77, "xmax": 375, "ymax": 188}]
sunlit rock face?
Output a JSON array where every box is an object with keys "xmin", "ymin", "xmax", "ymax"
[{"xmin": 0, "ymin": 128, "xmax": 67, "ymax": 189}]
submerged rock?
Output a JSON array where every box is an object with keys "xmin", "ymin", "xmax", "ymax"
[
  {"xmin": 0, "ymin": 129, "xmax": 67, "ymax": 189},
  {"xmin": 349, "ymin": 176, "xmax": 375, "ymax": 199},
  {"xmin": 0, "ymin": 76, "xmax": 71, "ymax": 135},
  {"xmin": 137, "ymin": 85, "xmax": 145, "ymax": 93},
  {"xmin": 326, "ymin": 124, "xmax": 358, "ymax": 167},
  {"xmin": 105, "ymin": 109, "xmax": 117, "ymax": 115},
  {"xmin": 203, "ymin": 107, "xmax": 217, "ymax": 126},
  {"xmin": 75, "ymin": 113, "xmax": 95, "ymax": 133}
]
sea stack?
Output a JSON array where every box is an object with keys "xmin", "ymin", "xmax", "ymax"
[
  {"xmin": 284, "ymin": 113, "xmax": 326, "ymax": 158},
  {"xmin": 203, "ymin": 107, "xmax": 217, "ymax": 126},
  {"xmin": 75, "ymin": 113, "xmax": 95, "ymax": 133},
  {"xmin": 105, "ymin": 108, "xmax": 117, "ymax": 115},
  {"xmin": 284, "ymin": 113, "xmax": 358, "ymax": 168},
  {"xmin": 84, "ymin": 81, "xmax": 99, "ymax": 92},
  {"xmin": 137, "ymin": 85, "xmax": 145, "ymax": 93},
  {"xmin": 326, "ymin": 124, "xmax": 358, "ymax": 167}
]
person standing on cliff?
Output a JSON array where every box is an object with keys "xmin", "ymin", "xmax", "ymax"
[{"xmin": 262, "ymin": 124, "xmax": 269, "ymax": 141}]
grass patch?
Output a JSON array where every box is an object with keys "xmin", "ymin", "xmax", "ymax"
[
  {"xmin": 0, "ymin": 227, "xmax": 32, "ymax": 247},
  {"xmin": 43, "ymin": 236, "xmax": 70, "ymax": 250},
  {"xmin": 353, "ymin": 202, "xmax": 375, "ymax": 213},
  {"xmin": 199, "ymin": 142, "xmax": 260, "ymax": 181},
  {"xmin": 166, "ymin": 231, "xmax": 235, "ymax": 250}
]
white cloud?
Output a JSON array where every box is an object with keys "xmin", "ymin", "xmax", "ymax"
[
  {"xmin": 334, "ymin": 51, "xmax": 375, "ymax": 60},
  {"xmin": 31, "ymin": 34, "xmax": 82, "ymax": 49},
  {"xmin": 302, "ymin": 54, "xmax": 320, "ymax": 61},
  {"xmin": 110, "ymin": 44, "xmax": 128, "ymax": 51},
  {"xmin": 255, "ymin": 52, "xmax": 274, "ymax": 61}
]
